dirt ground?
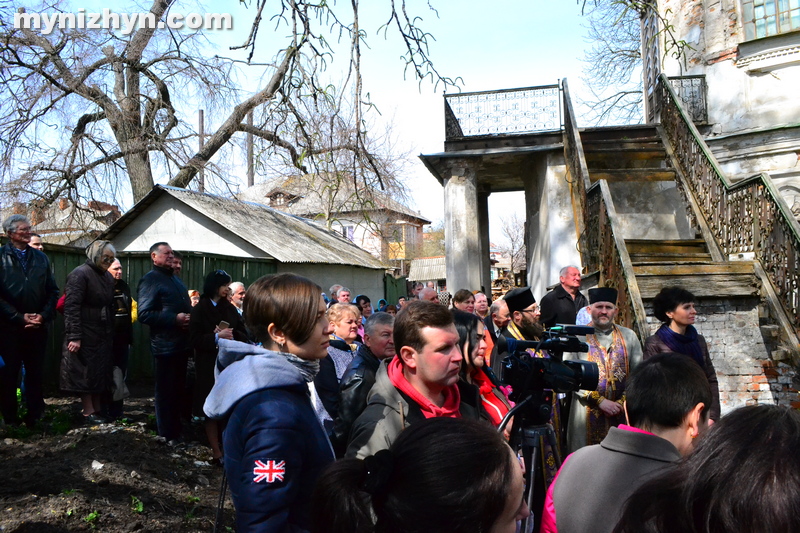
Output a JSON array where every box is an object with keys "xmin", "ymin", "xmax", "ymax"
[{"xmin": 0, "ymin": 386, "xmax": 235, "ymax": 533}]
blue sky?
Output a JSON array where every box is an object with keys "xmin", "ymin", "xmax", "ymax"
[
  {"xmin": 349, "ymin": 0, "xmax": 593, "ymax": 241},
  {"xmin": 12, "ymin": 0, "xmax": 596, "ymax": 243}
]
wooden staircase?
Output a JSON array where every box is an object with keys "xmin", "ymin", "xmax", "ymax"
[{"xmin": 579, "ymin": 125, "xmax": 761, "ymax": 304}]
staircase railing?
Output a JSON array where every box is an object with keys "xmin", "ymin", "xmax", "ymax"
[
  {"xmin": 562, "ymin": 79, "xmax": 650, "ymax": 342},
  {"xmin": 657, "ymin": 73, "xmax": 800, "ymax": 332},
  {"xmin": 584, "ymin": 181, "xmax": 651, "ymax": 342},
  {"xmin": 561, "ymin": 79, "xmax": 592, "ymax": 242}
]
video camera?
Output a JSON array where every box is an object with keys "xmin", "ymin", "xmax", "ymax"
[{"xmin": 497, "ymin": 325, "xmax": 599, "ymax": 405}]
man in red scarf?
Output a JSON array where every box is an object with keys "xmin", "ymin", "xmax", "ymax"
[{"xmin": 345, "ymin": 300, "xmax": 483, "ymax": 459}]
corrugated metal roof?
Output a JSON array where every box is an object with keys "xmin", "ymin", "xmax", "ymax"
[
  {"xmin": 408, "ymin": 256, "xmax": 446, "ymax": 281},
  {"xmin": 101, "ymin": 186, "xmax": 386, "ymax": 269},
  {"xmin": 238, "ymin": 176, "xmax": 431, "ymax": 225}
]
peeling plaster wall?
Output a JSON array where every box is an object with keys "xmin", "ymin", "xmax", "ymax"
[
  {"xmin": 528, "ymin": 152, "xmax": 582, "ymax": 300},
  {"xmin": 657, "ymin": 0, "xmax": 800, "ymax": 196},
  {"xmin": 659, "ymin": 0, "xmax": 800, "ymax": 134}
]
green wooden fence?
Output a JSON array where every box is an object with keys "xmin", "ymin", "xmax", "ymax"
[
  {"xmin": 23, "ymin": 242, "xmax": 399, "ymax": 392},
  {"xmin": 37, "ymin": 243, "xmax": 277, "ymax": 390}
]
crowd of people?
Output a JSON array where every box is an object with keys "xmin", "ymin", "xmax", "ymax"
[{"xmin": 0, "ymin": 214, "xmax": 798, "ymax": 533}]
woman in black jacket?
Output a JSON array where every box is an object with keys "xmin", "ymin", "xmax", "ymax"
[
  {"xmin": 189, "ymin": 270, "xmax": 248, "ymax": 463},
  {"xmin": 643, "ymin": 286, "xmax": 720, "ymax": 422},
  {"xmin": 60, "ymin": 240, "xmax": 116, "ymax": 424}
]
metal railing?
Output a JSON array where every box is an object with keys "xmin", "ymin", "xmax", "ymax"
[
  {"xmin": 562, "ymin": 79, "xmax": 650, "ymax": 342},
  {"xmin": 658, "ymin": 73, "xmax": 800, "ymax": 332},
  {"xmin": 444, "ymin": 84, "xmax": 562, "ymax": 140},
  {"xmin": 668, "ymin": 75, "xmax": 707, "ymax": 124}
]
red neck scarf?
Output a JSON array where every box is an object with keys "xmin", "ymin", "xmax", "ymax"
[{"xmin": 387, "ymin": 357, "xmax": 461, "ymax": 419}]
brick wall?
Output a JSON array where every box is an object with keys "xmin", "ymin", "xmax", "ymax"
[{"xmin": 645, "ymin": 297, "xmax": 799, "ymax": 414}]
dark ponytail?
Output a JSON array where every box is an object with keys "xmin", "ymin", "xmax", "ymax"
[
  {"xmin": 313, "ymin": 418, "xmax": 515, "ymax": 533},
  {"xmin": 311, "ymin": 458, "xmax": 374, "ymax": 533}
]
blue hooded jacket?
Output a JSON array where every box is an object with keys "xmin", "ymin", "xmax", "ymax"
[{"xmin": 205, "ymin": 339, "xmax": 334, "ymax": 533}]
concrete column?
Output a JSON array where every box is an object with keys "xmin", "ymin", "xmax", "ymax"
[
  {"xmin": 477, "ymin": 186, "xmax": 492, "ymax": 294},
  {"xmin": 444, "ymin": 163, "xmax": 482, "ymax": 292},
  {"xmin": 528, "ymin": 152, "xmax": 582, "ymax": 300}
]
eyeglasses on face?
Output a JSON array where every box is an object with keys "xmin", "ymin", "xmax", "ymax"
[
  {"xmin": 520, "ymin": 306, "xmax": 540, "ymax": 314},
  {"xmin": 101, "ymin": 255, "xmax": 116, "ymax": 264}
]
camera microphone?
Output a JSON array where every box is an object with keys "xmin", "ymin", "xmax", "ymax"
[{"xmin": 496, "ymin": 336, "xmax": 542, "ymax": 354}]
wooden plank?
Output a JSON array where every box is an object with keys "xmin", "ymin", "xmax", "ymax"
[
  {"xmin": 637, "ymin": 275, "xmax": 760, "ymax": 299},
  {"xmin": 584, "ymin": 149, "xmax": 666, "ymax": 160},
  {"xmin": 626, "ymin": 241, "xmax": 707, "ymax": 254},
  {"xmin": 633, "ymin": 261, "xmax": 756, "ymax": 276},
  {"xmin": 630, "ymin": 253, "xmax": 712, "ymax": 262},
  {"xmin": 589, "ymin": 170, "xmax": 675, "ymax": 182}
]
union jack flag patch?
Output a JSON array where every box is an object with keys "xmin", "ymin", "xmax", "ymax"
[{"xmin": 253, "ymin": 459, "xmax": 286, "ymax": 483}]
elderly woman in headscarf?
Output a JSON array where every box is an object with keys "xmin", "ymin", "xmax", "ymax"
[{"xmin": 60, "ymin": 240, "xmax": 116, "ymax": 424}]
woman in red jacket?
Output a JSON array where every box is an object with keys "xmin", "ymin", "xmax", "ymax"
[{"xmin": 452, "ymin": 309, "xmax": 512, "ymax": 431}]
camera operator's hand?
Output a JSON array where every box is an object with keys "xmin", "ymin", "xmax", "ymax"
[{"xmin": 598, "ymin": 398, "xmax": 623, "ymax": 417}]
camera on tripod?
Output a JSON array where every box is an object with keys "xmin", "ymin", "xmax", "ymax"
[{"xmin": 498, "ymin": 325, "xmax": 600, "ymax": 404}]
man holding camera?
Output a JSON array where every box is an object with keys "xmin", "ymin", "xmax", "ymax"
[{"xmin": 563, "ymin": 288, "xmax": 643, "ymax": 454}]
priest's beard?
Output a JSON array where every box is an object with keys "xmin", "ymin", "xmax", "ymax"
[{"xmin": 518, "ymin": 319, "xmax": 544, "ymax": 340}]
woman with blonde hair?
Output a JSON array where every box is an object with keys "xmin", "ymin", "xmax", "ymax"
[{"xmin": 313, "ymin": 302, "xmax": 361, "ymax": 430}]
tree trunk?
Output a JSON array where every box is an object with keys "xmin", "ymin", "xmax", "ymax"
[{"xmin": 122, "ymin": 143, "xmax": 155, "ymax": 203}]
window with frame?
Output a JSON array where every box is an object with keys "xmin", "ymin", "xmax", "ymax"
[{"xmin": 741, "ymin": 0, "xmax": 800, "ymax": 40}]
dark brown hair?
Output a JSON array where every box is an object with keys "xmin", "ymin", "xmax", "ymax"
[
  {"xmin": 311, "ymin": 417, "xmax": 515, "ymax": 533},
  {"xmin": 393, "ymin": 300, "xmax": 454, "ymax": 354},
  {"xmin": 243, "ymin": 273, "xmax": 323, "ymax": 346},
  {"xmin": 614, "ymin": 405, "xmax": 800, "ymax": 533}
]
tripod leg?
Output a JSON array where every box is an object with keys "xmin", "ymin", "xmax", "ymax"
[
  {"xmin": 545, "ymin": 424, "xmax": 563, "ymax": 469},
  {"xmin": 520, "ymin": 438, "xmax": 541, "ymax": 533}
]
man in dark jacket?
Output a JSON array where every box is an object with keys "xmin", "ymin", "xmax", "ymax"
[
  {"xmin": 330, "ymin": 311, "xmax": 395, "ymax": 456},
  {"xmin": 137, "ymin": 242, "xmax": 192, "ymax": 442},
  {"xmin": 0, "ymin": 215, "xmax": 59, "ymax": 427},
  {"xmin": 539, "ymin": 266, "xmax": 588, "ymax": 329},
  {"xmin": 104, "ymin": 258, "xmax": 134, "ymax": 419},
  {"xmin": 346, "ymin": 300, "xmax": 483, "ymax": 459}
]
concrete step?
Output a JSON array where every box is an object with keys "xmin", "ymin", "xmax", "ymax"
[{"xmin": 633, "ymin": 261, "xmax": 760, "ymax": 299}]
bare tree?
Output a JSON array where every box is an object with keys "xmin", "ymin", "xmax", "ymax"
[
  {"xmin": 500, "ymin": 213, "xmax": 526, "ymax": 275},
  {"xmin": 580, "ymin": 0, "xmax": 643, "ymax": 125},
  {"xmin": 0, "ymin": 0, "xmax": 458, "ymax": 214},
  {"xmin": 578, "ymin": 0, "xmax": 695, "ymax": 126}
]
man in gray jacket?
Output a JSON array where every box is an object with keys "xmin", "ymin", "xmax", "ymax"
[
  {"xmin": 541, "ymin": 352, "xmax": 712, "ymax": 533},
  {"xmin": 345, "ymin": 300, "xmax": 482, "ymax": 459}
]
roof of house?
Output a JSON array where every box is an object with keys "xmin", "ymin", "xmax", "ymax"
[
  {"xmin": 238, "ymin": 175, "xmax": 431, "ymax": 225},
  {"xmin": 100, "ymin": 185, "xmax": 386, "ymax": 269},
  {"xmin": 407, "ymin": 256, "xmax": 446, "ymax": 281}
]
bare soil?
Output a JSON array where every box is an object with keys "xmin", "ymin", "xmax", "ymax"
[{"xmin": 0, "ymin": 387, "xmax": 234, "ymax": 533}]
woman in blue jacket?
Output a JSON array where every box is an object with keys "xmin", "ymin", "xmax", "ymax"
[{"xmin": 204, "ymin": 273, "xmax": 335, "ymax": 532}]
